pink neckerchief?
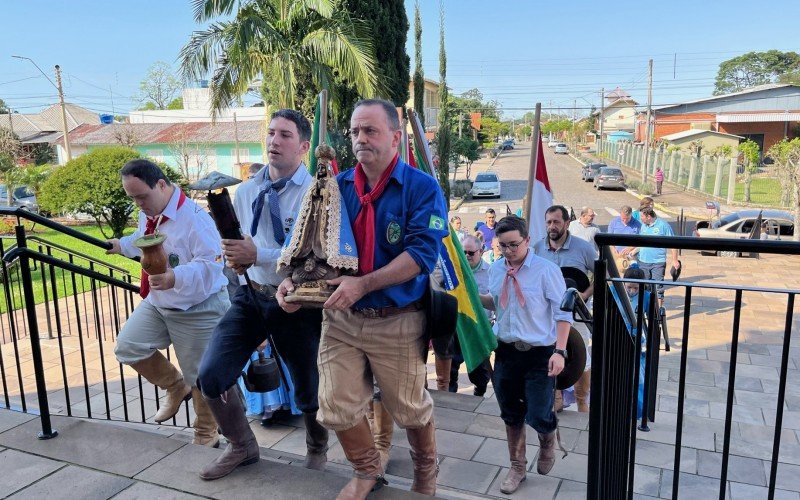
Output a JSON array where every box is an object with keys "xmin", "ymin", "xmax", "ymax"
[{"xmin": 499, "ymin": 258, "xmax": 526, "ymax": 308}]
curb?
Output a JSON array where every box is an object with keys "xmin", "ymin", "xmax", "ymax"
[{"xmin": 625, "ymin": 189, "xmax": 709, "ymax": 221}]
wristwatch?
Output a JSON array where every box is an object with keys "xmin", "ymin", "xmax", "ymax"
[{"xmin": 554, "ymin": 348, "xmax": 568, "ymax": 360}]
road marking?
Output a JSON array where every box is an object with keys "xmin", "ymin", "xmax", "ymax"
[{"xmin": 605, "ymin": 207, "xmax": 620, "ymax": 217}]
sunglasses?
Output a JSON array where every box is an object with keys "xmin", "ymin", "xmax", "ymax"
[{"xmin": 464, "ymin": 250, "xmax": 479, "ymax": 257}]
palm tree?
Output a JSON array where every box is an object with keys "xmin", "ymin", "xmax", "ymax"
[{"xmin": 180, "ymin": 0, "xmax": 381, "ymax": 115}]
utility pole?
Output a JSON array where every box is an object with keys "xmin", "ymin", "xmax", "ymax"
[
  {"xmin": 54, "ymin": 65, "xmax": 71, "ymax": 162},
  {"xmin": 598, "ymin": 87, "xmax": 604, "ymax": 151},
  {"xmin": 642, "ymin": 59, "xmax": 653, "ymax": 184},
  {"xmin": 7, "ymin": 107, "xmax": 14, "ymax": 136}
]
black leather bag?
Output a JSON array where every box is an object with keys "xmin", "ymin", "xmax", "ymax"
[
  {"xmin": 425, "ymin": 285, "xmax": 458, "ymax": 341},
  {"xmin": 241, "ymin": 351, "xmax": 281, "ymax": 393}
]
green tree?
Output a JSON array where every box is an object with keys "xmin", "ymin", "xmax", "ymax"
[
  {"xmin": 39, "ymin": 147, "xmax": 182, "ymax": 238},
  {"xmin": 452, "ymin": 136, "xmax": 479, "ymax": 179},
  {"xmin": 738, "ymin": 140, "xmax": 761, "ymax": 202},
  {"xmin": 517, "ymin": 124, "xmax": 532, "ymax": 141},
  {"xmin": 767, "ymin": 138, "xmax": 800, "ymax": 235},
  {"xmin": 0, "ymin": 98, "xmax": 8, "ymax": 114},
  {"xmin": 137, "ymin": 61, "xmax": 182, "ymax": 110},
  {"xmin": 478, "ymin": 116, "xmax": 509, "ymax": 148},
  {"xmin": 434, "ymin": 1, "xmax": 451, "ymax": 206},
  {"xmin": 714, "ymin": 50, "xmax": 800, "ymax": 95},
  {"xmin": 167, "ymin": 97, "xmax": 184, "ymax": 110},
  {"xmin": 12, "ymin": 164, "xmax": 53, "ymax": 202},
  {"xmin": 413, "ymin": 0, "xmax": 424, "ymax": 129},
  {"xmin": 541, "ymin": 118, "xmax": 573, "ymax": 136},
  {"xmin": 180, "ymin": 0, "xmax": 381, "ymax": 115}
]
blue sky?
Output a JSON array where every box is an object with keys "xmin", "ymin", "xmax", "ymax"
[{"xmin": 1, "ymin": 0, "xmax": 798, "ymax": 119}]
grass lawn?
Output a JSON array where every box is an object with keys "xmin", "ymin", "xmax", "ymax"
[{"xmin": 1, "ymin": 225, "xmax": 140, "ymax": 313}]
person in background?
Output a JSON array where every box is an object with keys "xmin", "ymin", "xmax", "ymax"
[
  {"xmin": 568, "ymin": 206, "xmax": 600, "ymax": 255},
  {"xmin": 654, "ymin": 167, "xmax": 664, "ymax": 196},
  {"xmin": 606, "ymin": 205, "xmax": 642, "ymax": 272},
  {"xmin": 482, "ymin": 236, "xmax": 502, "ymax": 265},
  {"xmin": 636, "ymin": 207, "xmax": 680, "ymax": 307},
  {"xmin": 632, "ymin": 197, "xmax": 653, "ymax": 222},
  {"xmin": 475, "ymin": 208, "xmax": 498, "ymax": 251},
  {"xmin": 449, "ymin": 215, "xmax": 468, "ymax": 242}
]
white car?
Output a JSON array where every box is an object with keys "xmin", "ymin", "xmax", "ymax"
[
  {"xmin": 554, "ymin": 143, "xmax": 569, "ymax": 154},
  {"xmin": 471, "ymin": 172, "xmax": 502, "ymax": 198},
  {"xmin": 548, "ymin": 138, "xmax": 559, "ymax": 148},
  {"xmin": 694, "ymin": 209, "xmax": 795, "ymax": 257}
]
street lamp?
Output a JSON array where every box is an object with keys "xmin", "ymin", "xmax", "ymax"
[{"xmin": 12, "ymin": 55, "xmax": 71, "ymax": 161}]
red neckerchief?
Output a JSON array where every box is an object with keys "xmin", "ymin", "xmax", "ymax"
[
  {"xmin": 140, "ymin": 189, "xmax": 186, "ymax": 298},
  {"xmin": 353, "ymin": 154, "xmax": 399, "ymax": 275}
]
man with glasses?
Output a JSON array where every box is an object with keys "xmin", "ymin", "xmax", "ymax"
[
  {"xmin": 449, "ymin": 235, "xmax": 493, "ymax": 396},
  {"xmin": 479, "ymin": 216, "xmax": 571, "ymax": 494}
]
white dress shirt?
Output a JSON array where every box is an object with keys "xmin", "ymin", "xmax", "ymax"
[
  {"xmin": 119, "ymin": 186, "xmax": 227, "ymax": 311},
  {"xmin": 489, "ymin": 249, "xmax": 573, "ymax": 346},
  {"xmin": 232, "ymin": 164, "xmax": 312, "ymax": 287}
]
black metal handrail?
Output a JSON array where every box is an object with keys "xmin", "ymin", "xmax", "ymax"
[
  {"xmin": 0, "ymin": 207, "xmax": 112, "ymax": 251},
  {"xmin": 595, "ymin": 233, "xmax": 800, "ymax": 255}
]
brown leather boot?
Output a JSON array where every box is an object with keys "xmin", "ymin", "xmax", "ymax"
[
  {"xmin": 574, "ymin": 370, "xmax": 591, "ymax": 413},
  {"xmin": 130, "ymin": 351, "xmax": 191, "ymax": 423},
  {"xmin": 304, "ymin": 412, "xmax": 329, "ymax": 471},
  {"xmin": 335, "ymin": 417, "xmax": 386, "ymax": 500},
  {"xmin": 406, "ymin": 418, "xmax": 438, "ymax": 496},
  {"xmin": 372, "ymin": 400, "xmax": 394, "ymax": 471},
  {"xmin": 500, "ymin": 424, "xmax": 527, "ymax": 494},
  {"xmin": 191, "ymin": 388, "xmax": 220, "ymax": 447},
  {"xmin": 554, "ymin": 390, "xmax": 564, "ymax": 413},
  {"xmin": 537, "ymin": 431, "xmax": 557, "ymax": 475},
  {"xmin": 199, "ymin": 387, "xmax": 260, "ymax": 480},
  {"xmin": 434, "ymin": 358, "xmax": 451, "ymax": 391}
]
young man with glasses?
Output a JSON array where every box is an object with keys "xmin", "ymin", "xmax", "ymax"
[{"xmin": 479, "ymin": 216, "xmax": 572, "ymax": 494}]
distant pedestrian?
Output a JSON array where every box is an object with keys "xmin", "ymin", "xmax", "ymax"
[
  {"xmin": 632, "ymin": 197, "xmax": 653, "ymax": 222},
  {"xmin": 450, "ymin": 215, "xmax": 468, "ymax": 242},
  {"xmin": 568, "ymin": 206, "xmax": 600, "ymax": 255},
  {"xmin": 654, "ymin": 167, "xmax": 664, "ymax": 196},
  {"xmin": 475, "ymin": 208, "xmax": 497, "ymax": 251}
]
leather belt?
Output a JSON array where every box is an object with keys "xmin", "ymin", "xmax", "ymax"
[
  {"xmin": 353, "ymin": 301, "xmax": 423, "ymax": 319},
  {"xmin": 499, "ymin": 340, "xmax": 535, "ymax": 352},
  {"xmin": 249, "ymin": 280, "xmax": 277, "ymax": 300}
]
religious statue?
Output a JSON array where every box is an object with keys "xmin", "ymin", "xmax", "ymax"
[{"xmin": 277, "ymin": 144, "xmax": 359, "ymax": 306}]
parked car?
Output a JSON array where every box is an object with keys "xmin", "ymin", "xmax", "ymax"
[
  {"xmin": 500, "ymin": 139, "xmax": 514, "ymax": 150},
  {"xmin": 0, "ymin": 185, "xmax": 39, "ymax": 213},
  {"xmin": 593, "ymin": 167, "xmax": 625, "ymax": 190},
  {"xmin": 548, "ymin": 138, "xmax": 559, "ymax": 148},
  {"xmin": 554, "ymin": 143, "xmax": 569, "ymax": 154},
  {"xmin": 693, "ymin": 209, "xmax": 795, "ymax": 257},
  {"xmin": 471, "ymin": 172, "xmax": 502, "ymax": 198},
  {"xmin": 582, "ymin": 163, "xmax": 605, "ymax": 182}
]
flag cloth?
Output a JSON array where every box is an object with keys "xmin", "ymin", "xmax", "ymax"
[
  {"xmin": 438, "ymin": 225, "xmax": 497, "ymax": 372},
  {"xmin": 308, "ymin": 94, "xmax": 338, "ymax": 176},
  {"xmin": 529, "ymin": 133, "xmax": 553, "ymax": 242}
]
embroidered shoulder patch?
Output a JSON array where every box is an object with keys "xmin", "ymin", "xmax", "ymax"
[{"xmin": 428, "ymin": 214, "xmax": 445, "ymax": 231}]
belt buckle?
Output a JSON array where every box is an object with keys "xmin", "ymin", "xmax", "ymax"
[
  {"xmin": 358, "ymin": 308, "xmax": 380, "ymax": 319},
  {"xmin": 513, "ymin": 341, "xmax": 532, "ymax": 352}
]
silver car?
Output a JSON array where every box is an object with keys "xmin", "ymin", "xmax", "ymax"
[
  {"xmin": 593, "ymin": 167, "xmax": 625, "ymax": 190},
  {"xmin": 471, "ymin": 172, "xmax": 502, "ymax": 198},
  {"xmin": 0, "ymin": 185, "xmax": 39, "ymax": 213},
  {"xmin": 694, "ymin": 209, "xmax": 794, "ymax": 257}
]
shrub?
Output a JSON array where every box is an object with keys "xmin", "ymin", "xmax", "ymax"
[
  {"xmin": 451, "ymin": 179, "xmax": 473, "ymax": 198},
  {"xmin": 40, "ymin": 147, "xmax": 183, "ymax": 239}
]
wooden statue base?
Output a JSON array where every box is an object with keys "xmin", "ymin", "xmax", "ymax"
[{"xmin": 283, "ymin": 281, "xmax": 334, "ymax": 308}]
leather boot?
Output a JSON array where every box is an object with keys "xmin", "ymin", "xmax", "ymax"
[
  {"xmin": 335, "ymin": 417, "xmax": 386, "ymax": 500},
  {"xmin": 537, "ymin": 431, "xmax": 557, "ymax": 475},
  {"xmin": 500, "ymin": 424, "xmax": 527, "ymax": 494},
  {"xmin": 304, "ymin": 412, "xmax": 329, "ymax": 471},
  {"xmin": 372, "ymin": 400, "xmax": 394, "ymax": 471},
  {"xmin": 434, "ymin": 357, "xmax": 451, "ymax": 391},
  {"xmin": 574, "ymin": 370, "xmax": 591, "ymax": 413},
  {"xmin": 199, "ymin": 387, "xmax": 260, "ymax": 480},
  {"xmin": 554, "ymin": 390, "xmax": 564, "ymax": 413},
  {"xmin": 191, "ymin": 388, "xmax": 220, "ymax": 447},
  {"xmin": 130, "ymin": 351, "xmax": 191, "ymax": 423},
  {"xmin": 406, "ymin": 418, "xmax": 438, "ymax": 496}
]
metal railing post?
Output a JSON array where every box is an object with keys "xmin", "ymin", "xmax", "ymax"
[{"xmin": 14, "ymin": 225, "xmax": 58, "ymax": 439}]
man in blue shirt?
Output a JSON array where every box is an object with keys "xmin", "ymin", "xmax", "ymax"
[
  {"xmin": 636, "ymin": 207, "xmax": 680, "ymax": 305},
  {"xmin": 475, "ymin": 208, "xmax": 497, "ymax": 250},
  {"xmin": 607, "ymin": 205, "xmax": 642, "ymax": 270},
  {"xmin": 278, "ymin": 99, "xmax": 447, "ymax": 498}
]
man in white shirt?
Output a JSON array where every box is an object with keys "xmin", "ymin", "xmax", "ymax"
[
  {"xmin": 567, "ymin": 206, "xmax": 600, "ymax": 255},
  {"xmin": 196, "ymin": 110, "xmax": 328, "ymax": 480},
  {"xmin": 481, "ymin": 216, "xmax": 572, "ymax": 494},
  {"xmin": 109, "ymin": 159, "xmax": 230, "ymax": 448}
]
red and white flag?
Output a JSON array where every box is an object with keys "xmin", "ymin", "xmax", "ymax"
[{"xmin": 528, "ymin": 133, "xmax": 553, "ymax": 242}]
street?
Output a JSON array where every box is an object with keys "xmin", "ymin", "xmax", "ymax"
[{"xmin": 451, "ymin": 141, "xmax": 673, "ymax": 232}]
